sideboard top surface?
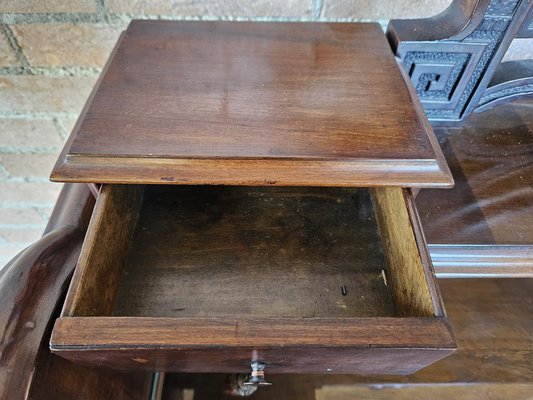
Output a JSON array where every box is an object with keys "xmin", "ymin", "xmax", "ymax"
[{"xmin": 51, "ymin": 20, "xmax": 452, "ymax": 187}]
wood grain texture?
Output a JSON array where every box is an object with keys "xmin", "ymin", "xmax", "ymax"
[
  {"xmin": 50, "ymin": 184, "xmax": 454, "ymax": 374},
  {"xmin": 114, "ymin": 186, "xmax": 394, "ymax": 318},
  {"xmin": 51, "ymin": 316, "xmax": 454, "ymax": 348},
  {"xmin": 0, "ymin": 228, "xmax": 83, "ymax": 400},
  {"xmin": 372, "ymin": 187, "xmax": 436, "ymax": 317},
  {"xmin": 417, "ymin": 101, "xmax": 533, "ymax": 276},
  {"xmin": 0, "ymin": 184, "xmax": 95, "ymax": 399},
  {"xmin": 61, "ymin": 184, "xmax": 143, "ymax": 317},
  {"xmin": 160, "ymin": 278, "xmax": 533, "ymax": 399},
  {"xmin": 50, "ymin": 317, "xmax": 454, "ymax": 374},
  {"xmin": 28, "ymin": 351, "xmax": 151, "ymax": 400},
  {"xmin": 316, "ymin": 383, "xmax": 533, "ymax": 400},
  {"xmin": 51, "ymin": 20, "xmax": 452, "ymax": 187}
]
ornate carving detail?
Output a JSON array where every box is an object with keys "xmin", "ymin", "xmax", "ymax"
[
  {"xmin": 478, "ymin": 83, "xmax": 533, "ymax": 108},
  {"xmin": 403, "ymin": 52, "xmax": 470, "ymax": 102},
  {"xmin": 388, "ymin": 0, "xmax": 532, "ymax": 121}
]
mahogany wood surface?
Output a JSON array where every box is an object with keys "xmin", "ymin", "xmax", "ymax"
[
  {"xmin": 51, "ymin": 20, "xmax": 452, "ymax": 188},
  {"xmin": 61, "ymin": 185, "xmax": 143, "ymax": 317},
  {"xmin": 416, "ymin": 100, "xmax": 533, "ymax": 276},
  {"xmin": 114, "ymin": 186, "xmax": 395, "ymax": 318},
  {"xmin": 0, "ymin": 184, "xmax": 92, "ymax": 399},
  {"xmin": 159, "ymin": 278, "xmax": 533, "ymax": 399},
  {"xmin": 51, "ymin": 317, "xmax": 454, "ymax": 375},
  {"xmin": 51, "ymin": 184, "xmax": 454, "ymax": 374},
  {"xmin": 0, "ymin": 184, "xmax": 152, "ymax": 399}
]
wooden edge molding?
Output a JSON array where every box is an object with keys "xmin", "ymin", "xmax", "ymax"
[
  {"xmin": 51, "ymin": 156, "xmax": 454, "ymax": 188},
  {"xmin": 50, "ymin": 316, "xmax": 455, "ymax": 350},
  {"xmin": 51, "ymin": 32, "xmax": 126, "ymax": 182}
]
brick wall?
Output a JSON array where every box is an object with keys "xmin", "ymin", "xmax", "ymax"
[{"xmin": 0, "ymin": 0, "xmax": 453, "ymax": 266}]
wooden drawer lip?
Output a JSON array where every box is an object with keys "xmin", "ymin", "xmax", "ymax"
[
  {"xmin": 50, "ymin": 316, "xmax": 455, "ymax": 350},
  {"xmin": 48, "ymin": 346, "xmax": 455, "ymax": 375}
]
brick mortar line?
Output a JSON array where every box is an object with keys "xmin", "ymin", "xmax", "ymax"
[
  {"xmin": 0, "ymin": 24, "xmax": 31, "ymax": 69},
  {"xmin": 0, "ymin": 202, "xmax": 58, "ymax": 209},
  {"xmin": 96, "ymin": 0, "xmax": 109, "ymax": 18},
  {"xmin": 0, "ymin": 223, "xmax": 48, "ymax": 229},
  {"xmin": 0, "ymin": 164, "xmax": 9, "ymax": 178},
  {"xmin": 53, "ymin": 117, "xmax": 71, "ymax": 140},
  {"xmin": 0, "ymin": 13, "xmax": 107, "ymax": 25},
  {"xmin": 0, "ymin": 66, "xmax": 101, "ymax": 76},
  {"xmin": 0, "ymin": 243, "xmax": 40, "ymax": 249},
  {"xmin": 0, "ymin": 12, "xmax": 378, "ymax": 25},
  {"xmin": 0, "ymin": 147, "xmax": 62, "ymax": 155},
  {"xmin": 312, "ymin": 0, "xmax": 324, "ymax": 19},
  {"xmin": 6, "ymin": 175, "xmax": 54, "ymax": 182},
  {"xmin": 34, "ymin": 207, "xmax": 52, "ymax": 221},
  {"xmin": 0, "ymin": 112, "xmax": 81, "ymax": 119}
]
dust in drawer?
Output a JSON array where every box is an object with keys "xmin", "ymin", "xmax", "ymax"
[{"xmin": 113, "ymin": 186, "xmax": 394, "ymax": 318}]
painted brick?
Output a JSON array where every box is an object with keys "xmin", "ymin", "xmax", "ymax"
[
  {"xmin": 0, "ymin": 75, "xmax": 97, "ymax": 114},
  {"xmin": 58, "ymin": 117, "xmax": 78, "ymax": 137},
  {"xmin": 108, "ymin": 0, "xmax": 313, "ymax": 17},
  {"xmin": 0, "ymin": 207, "xmax": 46, "ymax": 225},
  {"xmin": 0, "ymin": 31, "xmax": 20, "ymax": 67},
  {"xmin": 320, "ymin": 0, "xmax": 452, "ymax": 19},
  {"xmin": 0, "ymin": 0, "xmax": 96, "ymax": 13},
  {"xmin": 0, "ymin": 182, "xmax": 61, "ymax": 207},
  {"xmin": 0, "ymin": 119, "xmax": 64, "ymax": 151},
  {"xmin": 0, "ymin": 154, "xmax": 59, "ymax": 178},
  {"xmin": 12, "ymin": 23, "xmax": 125, "ymax": 68}
]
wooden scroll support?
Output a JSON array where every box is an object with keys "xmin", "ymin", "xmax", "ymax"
[{"xmin": 0, "ymin": 184, "xmax": 151, "ymax": 399}]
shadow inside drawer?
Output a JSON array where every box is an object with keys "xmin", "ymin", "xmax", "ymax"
[{"xmin": 113, "ymin": 186, "xmax": 394, "ymax": 318}]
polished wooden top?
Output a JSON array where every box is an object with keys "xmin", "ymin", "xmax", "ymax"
[{"xmin": 51, "ymin": 20, "xmax": 452, "ymax": 187}]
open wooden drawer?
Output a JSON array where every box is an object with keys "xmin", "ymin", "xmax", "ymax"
[{"xmin": 50, "ymin": 184, "xmax": 455, "ymax": 375}]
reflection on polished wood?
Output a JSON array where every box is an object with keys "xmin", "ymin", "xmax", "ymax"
[
  {"xmin": 51, "ymin": 20, "xmax": 451, "ymax": 188},
  {"xmin": 160, "ymin": 278, "xmax": 533, "ymax": 400},
  {"xmin": 51, "ymin": 185, "xmax": 454, "ymax": 375},
  {"xmin": 418, "ymin": 101, "xmax": 533, "ymax": 276}
]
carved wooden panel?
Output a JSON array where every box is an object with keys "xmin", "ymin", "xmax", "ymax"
[{"xmin": 388, "ymin": 0, "xmax": 533, "ymax": 121}]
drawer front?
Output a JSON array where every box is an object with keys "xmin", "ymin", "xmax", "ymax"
[{"xmin": 51, "ymin": 185, "xmax": 455, "ymax": 374}]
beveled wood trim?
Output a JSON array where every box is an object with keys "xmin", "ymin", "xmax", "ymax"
[
  {"xmin": 51, "ymin": 156, "xmax": 453, "ymax": 188},
  {"xmin": 431, "ymin": 245, "xmax": 533, "ymax": 277},
  {"xmin": 396, "ymin": 58, "xmax": 453, "ymax": 185},
  {"xmin": 51, "ymin": 316, "xmax": 455, "ymax": 349},
  {"xmin": 51, "ymin": 32, "xmax": 125, "ymax": 181}
]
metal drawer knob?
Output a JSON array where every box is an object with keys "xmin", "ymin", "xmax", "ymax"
[{"xmin": 243, "ymin": 361, "xmax": 271, "ymax": 386}]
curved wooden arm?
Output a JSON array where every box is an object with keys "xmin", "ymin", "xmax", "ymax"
[
  {"xmin": 1, "ymin": 183, "xmax": 151, "ymax": 399},
  {"xmin": 0, "ymin": 184, "xmax": 93, "ymax": 399},
  {"xmin": 0, "ymin": 227, "xmax": 84, "ymax": 399},
  {"xmin": 387, "ymin": 0, "xmax": 485, "ymax": 50}
]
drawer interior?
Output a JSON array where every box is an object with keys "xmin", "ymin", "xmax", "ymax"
[
  {"xmin": 53, "ymin": 184, "xmax": 453, "ymax": 374},
  {"xmin": 62, "ymin": 185, "xmax": 438, "ymax": 320},
  {"xmin": 115, "ymin": 186, "xmax": 394, "ymax": 318}
]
